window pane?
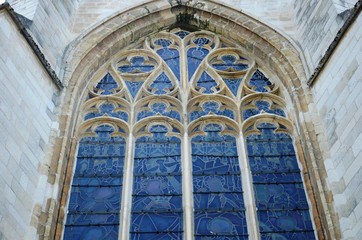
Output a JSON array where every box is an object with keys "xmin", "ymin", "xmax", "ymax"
[
  {"xmin": 131, "ymin": 125, "xmax": 183, "ymax": 239},
  {"xmin": 192, "ymin": 124, "xmax": 248, "ymax": 238},
  {"xmin": 64, "ymin": 125, "xmax": 126, "ymax": 240},
  {"xmin": 246, "ymin": 123, "xmax": 315, "ymax": 238}
]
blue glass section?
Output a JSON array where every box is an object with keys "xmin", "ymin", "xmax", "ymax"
[
  {"xmin": 223, "ymin": 78, "xmax": 242, "ymax": 96},
  {"xmin": 154, "ymin": 39, "xmax": 181, "ymax": 81},
  {"xmin": 150, "ymin": 73, "xmax": 174, "ymax": 95},
  {"xmin": 249, "ymin": 70, "xmax": 272, "ymax": 92},
  {"xmin": 154, "ymin": 39, "xmax": 172, "ymax": 47},
  {"xmin": 212, "ymin": 55, "xmax": 248, "ymax": 71},
  {"xmin": 194, "ymin": 212, "xmax": 248, "ymax": 238},
  {"xmin": 243, "ymin": 101, "xmax": 286, "ymax": 120},
  {"xmin": 261, "ymin": 231, "xmax": 315, "ymax": 240},
  {"xmin": 187, "ymin": 47, "xmax": 210, "ymax": 81},
  {"xmin": 64, "ymin": 125, "xmax": 126, "ymax": 240},
  {"xmin": 258, "ymin": 210, "xmax": 314, "ymax": 233},
  {"xmin": 137, "ymin": 102, "xmax": 181, "ymax": 121},
  {"xmin": 131, "ymin": 125, "xmax": 183, "ymax": 239},
  {"xmin": 131, "ymin": 232, "xmax": 183, "ymax": 240},
  {"xmin": 192, "ymin": 124, "xmax": 248, "ymax": 238},
  {"xmin": 174, "ymin": 30, "xmax": 189, "ymax": 39},
  {"xmin": 125, "ymin": 81, "xmax": 143, "ymax": 98},
  {"xmin": 84, "ymin": 103, "xmax": 128, "ymax": 122},
  {"xmin": 95, "ymin": 73, "xmax": 119, "ymax": 95},
  {"xmin": 157, "ymin": 49, "xmax": 180, "ymax": 81},
  {"xmin": 196, "ymin": 72, "xmax": 218, "ymax": 94},
  {"xmin": 194, "ymin": 37, "xmax": 210, "ymax": 45},
  {"xmin": 118, "ymin": 56, "xmax": 155, "ymax": 73},
  {"xmin": 190, "ymin": 101, "xmax": 235, "ymax": 121},
  {"xmin": 64, "ymin": 226, "xmax": 119, "ymax": 240},
  {"xmin": 246, "ymin": 123, "xmax": 315, "ymax": 238}
]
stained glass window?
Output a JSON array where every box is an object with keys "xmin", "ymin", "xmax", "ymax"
[{"xmin": 64, "ymin": 29, "xmax": 316, "ymax": 240}]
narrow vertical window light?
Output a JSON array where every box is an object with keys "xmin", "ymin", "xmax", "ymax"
[
  {"xmin": 246, "ymin": 123, "xmax": 315, "ymax": 239},
  {"xmin": 192, "ymin": 123, "xmax": 248, "ymax": 239},
  {"xmin": 130, "ymin": 125, "xmax": 183, "ymax": 239},
  {"xmin": 64, "ymin": 125, "xmax": 126, "ymax": 239}
]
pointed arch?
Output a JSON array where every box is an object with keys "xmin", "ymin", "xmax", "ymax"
[{"xmin": 50, "ymin": 2, "xmax": 340, "ymax": 239}]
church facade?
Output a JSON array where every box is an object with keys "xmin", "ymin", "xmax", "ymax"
[{"xmin": 0, "ymin": 0, "xmax": 361, "ymax": 239}]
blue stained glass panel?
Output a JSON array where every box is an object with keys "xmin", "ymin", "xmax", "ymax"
[
  {"xmin": 131, "ymin": 212, "xmax": 183, "ymax": 232},
  {"xmin": 249, "ymin": 70, "xmax": 272, "ymax": 92},
  {"xmin": 187, "ymin": 48, "xmax": 210, "ymax": 81},
  {"xmin": 195, "ymin": 236, "xmax": 248, "ymax": 240},
  {"xmin": 258, "ymin": 210, "xmax": 314, "ymax": 232},
  {"xmin": 248, "ymin": 155, "xmax": 300, "ymax": 173},
  {"xmin": 131, "ymin": 124, "xmax": 183, "ymax": 239},
  {"xmin": 254, "ymin": 183, "xmax": 309, "ymax": 210},
  {"xmin": 194, "ymin": 212, "xmax": 248, "ymax": 237},
  {"xmin": 64, "ymin": 125, "xmax": 125, "ymax": 240},
  {"xmin": 196, "ymin": 72, "xmax": 218, "ymax": 94},
  {"xmin": 242, "ymin": 101, "xmax": 286, "ymax": 120},
  {"xmin": 125, "ymin": 80, "xmax": 143, "ymax": 98},
  {"xmin": 133, "ymin": 157, "xmax": 181, "ymax": 174},
  {"xmin": 133, "ymin": 175, "xmax": 182, "ymax": 195},
  {"xmin": 193, "ymin": 175, "xmax": 243, "ymax": 193},
  {"xmin": 246, "ymin": 124, "xmax": 315, "ymax": 238},
  {"xmin": 192, "ymin": 124, "xmax": 248, "ymax": 238},
  {"xmin": 156, "ymin": 48, "xmax": 181, "ymax": 81},
  {"xmin": 137, "ymin": 102, "xmax": 181, "ymax": 121},
  {"xmin": 95, "ymin": 73, "xmax": 119, "ymax": 95},
  {"xmin": 190, "ymin": 101, "xmax": 235, "ymax": 121},
  {"xmin": 194, "ymin": 192, "xmax": 245, "ymax": 210},
  {"xmin": 131, "ymin": 232, "xmax": 183, "ymax": 240},
  {"xmin": 66, "ymin": 212, "xmax": 119, "ymax": 225},
  {"xmin": 223, "ymin": 78, "xmax": 242, "ymax": 96},
  {"xmin": 212, "ymin": 55, "xmax": 248, "ymax": 71},
  {"xmin": 64, "ymin": 226, "xmax": 119, "ymax": 240},
  {"xmin": 67, "ymin": 186, "xmax": 121, "ymax": 213},
  {"xmin": 260, "ymin": 231, "xmax": 315, "ymax": 240},
  {"xmin": 132, "ymin": 195, "xmax": 183, "ymax": 212},
  {"xmin": 84, "ymin": 103, "xmax": 128, "ymax": 122},
  {"xmin": 174, "ymin": 30, "xmax": 189, "ymax": 39},
  {"xmin": 150, "ymin": 73, "xmax": 174, "ymax": 95},
  {"xmin": 118, "ymin": 56, "xmax": 155, "ymax": 73}
]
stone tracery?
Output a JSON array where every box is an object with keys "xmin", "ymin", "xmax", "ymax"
[{"xmin": 63, "ymin": 29, "xmax": 316, "ymax": 239}]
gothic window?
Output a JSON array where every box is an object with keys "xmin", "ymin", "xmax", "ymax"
[{"xmin": 63, "ymin": 29, "xmax": 316, "ymax": 239}]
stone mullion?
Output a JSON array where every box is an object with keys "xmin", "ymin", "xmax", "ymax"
[
  {"xmin": 237, "ymin": 131, "xmax": 260, "ymax": 239},
  {"xmin": 118, "ymin": 103, "xmax": 135, "ymax": 240},
  {"xmin": 181, "ymin": 131, "xmax": 194, "ymax": 240},
  {"xmin": 180, "ymin": 35, "xmax": 194, "ymax": 240}
]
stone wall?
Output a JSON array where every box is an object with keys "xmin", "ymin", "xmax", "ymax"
[
  {"xmin": 6, "ymin": 0, "xmax": 39, "ymax": 20},
  {"xmin": 0, "ymin": 9, "xmax": 58, "ymax": 240},
  {"xmin": 292, "ymin": 0, "xmax": 346, "ymax": 74},
  {"xmin": 72, "ymin": 0, "xmax": 295, "ymax": 35},
  {"xmin": 27, "ymin": 0, "xmax": 78, "ymax": 73},
  {"xmin": 311, "ymin": 12, "xmax": 362, "ymax": 239}
]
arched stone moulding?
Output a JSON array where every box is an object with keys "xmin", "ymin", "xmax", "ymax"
[
  {"xmin": 134, "ymin": 118, "xmax": 184, "ymax": 138},
  {"xmin": 50, "ymin": 1, "xmax": 340, "ymax": 240},
  {"xmin": 188, "ymin": 116, "xmax": 240, "ymax": 138}
]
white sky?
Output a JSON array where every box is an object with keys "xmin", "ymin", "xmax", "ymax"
[{"xmin": 0, "ymin": 0, "xmax": 5, "ymax": 4}]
